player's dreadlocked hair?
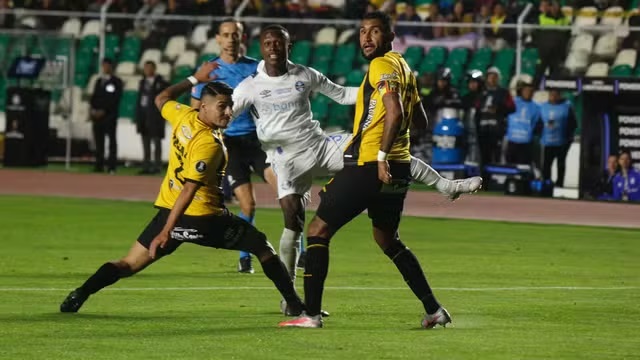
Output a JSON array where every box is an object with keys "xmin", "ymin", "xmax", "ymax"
[
  {"xmin": 363, "ymin": 11, "xmax": 393, "ymax": 34},
  {"xmin": 260, "ymin": 24, "xmax": 290, "ymax": 39},
  {"xmin": 202, "ymin": 81, "xmax": 234, "ymax": 98}
]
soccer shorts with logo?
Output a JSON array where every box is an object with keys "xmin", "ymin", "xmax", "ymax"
[
  {"xmin": 137, "ymin": 208, "xmax": 276, "ymax": 258},
  {"xmin": 316, "ymin": 162, "xmax": 411, "ymax": 233},
  {"xmin": 223, "ymin": 132, "xmax": 270, "ymax": 190},
  {"xmin": 269, "ymin": 134, "xmax": 344, "ymax": 199}
]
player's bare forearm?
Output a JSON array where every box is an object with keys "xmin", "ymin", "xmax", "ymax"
[
  {"xmin": 380, "ymin": 92, "xmax": 403, "ymax": 153},
  {"xmin": 160, "ymin": 181, "xmax": 199, "ymax": 235},
  {"xmin": 155, "ymin": 80, "xmax": 193, "ymax": 111}
]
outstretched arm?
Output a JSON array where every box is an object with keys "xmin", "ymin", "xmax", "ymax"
[
  {"xmin": 310, "ymin": 67, "xmax": 358, "ymax": 105},
  {"xmin": 155, "ymin": 61, "xmax": 219, "ymax": 111}
]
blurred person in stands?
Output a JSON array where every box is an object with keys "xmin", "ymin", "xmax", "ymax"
[
  {"xmin": 265, "ymin": 0, "xmax": 290, "ymax": 17},
  {"xmin": 396, "ymin": 3, "xmax": 423, "ymax": 38},
  {"xmin": 424, "ymin": 67, "xmax": 463, "ymax": 122},
  {"xmin": 288, "ymin": 0, "xmax": 317, "ymax": 41},
  {"xmin": 590, "ymin": 154, "xmax": 619, "ymax": 200},
  {"xmin": 134, "ymin": 0, "xmax": 167, "ymax": 49},
  {"xmin": 446, "ymin": 1, "xmax": 473, "ymax": 36},
  {"xmin": 136, "ymin": 61, "xmax": 169, "ymax": 175},
  {"xmin": 505, "ymin": 79, "xmax": 540, "ymax": 165},
  {"xmin": 483, "ymin": 2, "xmax": 515, "ymax": 51},
  {"xmin": 423, "ymin": 3, "xmax": 446, "ymax": 39},
  {"xmin": 474, "ymin": 67, "xmax": 515, "ymax": 168},
  {"xmin": 462, "ymin": 70, "xmax": 485, "ymax": 163},
  {"xmin": 539, "ymin": 89, "xmax": 577, "ymax": 187},
  {"xmin": 534, "ymin": 0, "xmax": 570, "ymax": 86},
  {"xmin": 0, "ymin": 0, "xmax": 15, "ymax": 29},
  {"xmin": 90, "ymin": 58, "xmax": 123, "ymax": 174},
  {"xmin": 612, "ymin": 149, "xmax": 640, "ymax": 202}
]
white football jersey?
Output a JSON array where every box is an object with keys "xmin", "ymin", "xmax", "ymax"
[{"xmin": 233, "ymin": 60, "xmax": 358, "ymax": 152}]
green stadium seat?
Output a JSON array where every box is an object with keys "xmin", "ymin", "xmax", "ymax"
[
  {"xmin": 311, "ymin": 95, "xmax": 330, "ymax": 125},
  {"xmin": 290, "ymin": 40, "xmax": 312, "ymax": 65},
  {"xmin": 446, "ymin": 47, "xmax": 469, "ymax": 67},
  {"xmin": 119, "ymin": 35, "xmax": 141, "ymax": 63},
  {"xmin": 173, "ymin": 65, "xmax": 193, "ymax": 83},
  {"xmin": 470, "ymin": 47, "xmax": 492, "ymax": 65},
  {"xmin": 345, "ymin": 69, "xmax": 365, "ymax": 86},
  {"xmin": 310, "ymin": 62, "xmax": 330, "ymax": 77},
  {"xmin": 610, "ymin": 64, "xmax": 633, "ymax": 77},
  {"xmin": 331, "ymin": 43, "xmax": 356, "ymax": 76},
  {"xmin": 247, "ymin": 38, "xmax": 261, "ymax": 59},
  {"xmin": 403, "ymin": 46, "xmax": 424, "ymax": 68},
  {"xmin": 425, "ymin": 46, "xmax": 447, "ymax": 65},
  {"xmin": 199, "ymin": 53, "xmax": 217, "ymax": 64},
  {"xmin": 313, "ymin": 44, "xmax": 334, "ymax": 63},
  {"xmin": 418, "ymin": 58, "xmax": 439, "ymax": 75},
  {"xmin": 74, "ymin": 72, "xmax": 90, "ymax": 87},
  {"xmin": 328, "ymin": 103, "xmax": 352, "ymax": 130},
  {"xmin": 494, "ymin": 48, "xmax": 515, "ymax": 69},
  {"xmin": 118, "ymin": 90, "xmax": 138, "ymax": 120}
]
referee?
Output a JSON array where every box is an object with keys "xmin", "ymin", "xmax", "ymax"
[{"xmin": 60, "ymin": 62, "xmax": 305, "ymax": 316}]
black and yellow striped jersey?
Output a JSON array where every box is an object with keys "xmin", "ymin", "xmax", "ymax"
[{"xmin": 344, "ymin": 51, "xmax": 420, "ymax": 165}]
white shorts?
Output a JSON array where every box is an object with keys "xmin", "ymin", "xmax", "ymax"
[{"xmin": 270, "ymin": 132, "xmax": 349, "ymax": 199}]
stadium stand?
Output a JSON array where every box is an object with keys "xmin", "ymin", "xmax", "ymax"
[{"xmin": 0, "ymin": 0, "xmax": 638, "ymax": 162}]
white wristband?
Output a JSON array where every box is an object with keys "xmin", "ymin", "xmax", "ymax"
[
  {"xmin": 377, "ymin": 150, "xmax": 388, "ymax": 161},
  {"xmin": 187, "ymin": 76, "xmax": 198, "ymax": 86}
]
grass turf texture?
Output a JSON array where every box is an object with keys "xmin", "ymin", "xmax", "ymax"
[{"xmin": 0, "ymin": 195, "xmax": 638, "ymax": 359}]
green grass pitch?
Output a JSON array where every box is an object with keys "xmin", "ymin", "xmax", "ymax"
[{"xmin": 0, "ymin": 195, "xmax": 638, "ymax": 359}]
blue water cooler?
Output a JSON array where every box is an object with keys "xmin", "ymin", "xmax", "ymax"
[{"xmin": 432, "ymin": 108, "xmax": 465, "ymax": 164}]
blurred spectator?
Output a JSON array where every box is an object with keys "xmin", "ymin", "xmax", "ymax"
[
  {"xmin": 473, "ymin": 0, "xmax": 494, "ymax": 13},
  {"xmin": 345, "ymin": 0, "xmax": 369, "ymax": 18},
  {"xmin": 439, "ymin": 0, "xmax": 455, "ymax": 15},
  {"xmin": 624, "ymin": 3, "xmax": 640, "ymax": 50},
  {"xmin": 265, "ymin": 0, "xmax": 290, "ymax": 17},
  {"xmin": 590, "ymin": 154, "xmax": 619, "ymax": 200},
  {"xmin": 483, "ymin": 2, "xmax": 515, "ymax": 51},
  {"xmin": 505, "ymin": 79, "xmax": 540, "ymax": 165},
  {"xmin": 462, "ymin": 70, "xmax": 485, "ymax": 163},
  {"xmin": 107, "ymin": 0, "xmax": 137, "ymax": 35},
  {"xmin": 163, "ymin": 0, "xmax": 191, "ymax": 37},
  {"xmin": 475, "ymin": 4, "xmax": 491, "ymax": 32},
  {"xmin": 424, "ymin": 3, "xmax": 446, "ymax": 39},
  {"xmin": 612, "ymin": 149, "xmax": 640, "ymax": 201},
  {"xmin": 474, "ymin": 67, "xmax": 515, "ymax": 167},
  {"xmin": 136, "ymin": 61, "xmax": 169, "ymax": 175},
  {"xmin": 446, "ymin": 1, "xmax": 473, "ymax": 36},
  {"xmin": 424, "ymin": 68, "xmax": 463, "ymax": 122},
  {"xmin": 288, "ymin": 0, "xmax": 317, "ymax": 41},
  {"xmin": 90, "ymin": 58, "xmax": 123, "ymax": 174},
  {"xmin": 534, "ymin": 0, "xmax": 570, "ymax": 86},
  {"xmin": 396, "ymin": 4, "xmax": 422, "ymax": 37},
  {"xmin": 539, "ymin": 89, "xmax": 577, "ymax": 187},
  {"xmin": 134, "ymin": 0, "xmax": 167, "ymax": 38},
  {"xmin": 0, "ymin": 0, "xmax": 15, "ymax": 29},
  {"xmin": 411, "ymin": 72, "xmax": 437, "ymax": 162}
]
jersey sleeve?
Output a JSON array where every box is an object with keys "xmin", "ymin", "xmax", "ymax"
[
  {"xmin": 161, "ymin": 100, "xmax": 195, "ymax": 128},
  {"xmin": 308, "ymin": 66, "xmax": 358, "ymax": 105},
  {"xmin": 368, "ymin": 57, "xmax": 402, "ymax": 98},
  {"xmin": 191, "ymin": 83, "xmax": 205, "ymax": 100},
  {"xmin": 232, "ymin": 78, "xmax": 253, "ymax": 117},
  {"xmin": 182, "ymin": 135, "xmax": 221, "ymax": 186}
]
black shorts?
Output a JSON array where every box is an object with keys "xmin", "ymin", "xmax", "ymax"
[
  {"xmin": 316, "ymin": 162, "xmax": 411, "ymax": 233},
  {"xmin": 137, "ymin": 208, "xmax": 275, "ymax": 259},
  {"xmin": 224, "ymin": 132, "xmax": 269, "ymax": 190}
]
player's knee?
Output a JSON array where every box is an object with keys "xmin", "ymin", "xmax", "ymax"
[
  {"xmin": 239, "ymin": 201, "xmax": 256, "ymax": 218},
  {"xmin": 280, "ymin": 196, "xmax": 305, "ymax": 231},
  {"xmin": 382, "ymin": 239, "xmax": 407, "ymax": 260},
  {"xmin": 250, "ymin": 234, "xmax": 277, "ymax": 262},
  {"xmin": 112, "ymin": 260, "xmax": 135, "ymax": 278},
  {"xmin": 307, "ymin": 216, "xmax": 332, "ymax": 239}
]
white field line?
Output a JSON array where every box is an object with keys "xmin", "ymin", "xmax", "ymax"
[{"xmin": 0, "ymin": 286, "xmax": 637, "ymax": 292}]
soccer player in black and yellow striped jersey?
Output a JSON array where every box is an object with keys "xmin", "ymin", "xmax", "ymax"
[
  {"xmin": 60, "ymin": 62, "xmax": 305, "ymax": 317},
  {"xmin": 280, "ymin": 11, "xmax": 453, "ymax": 329}
]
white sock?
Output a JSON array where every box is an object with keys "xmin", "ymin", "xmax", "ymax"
[
  {"xmin": 410, "ymin": 155, "xmax": 452, "ymax": 193},
  {"xmin": 279, "ymin": 228, "xmax": 301, "ymax": 281}
]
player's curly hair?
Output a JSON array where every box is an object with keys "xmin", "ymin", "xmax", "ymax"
[{"xmin": 363, "ymin": 11, "xmax": 393, "ymax": 34}]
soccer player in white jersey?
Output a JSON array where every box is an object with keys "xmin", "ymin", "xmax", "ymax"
[{"xmin": 233, "ymin": 25, "xmax": 482, "ymax": 313}]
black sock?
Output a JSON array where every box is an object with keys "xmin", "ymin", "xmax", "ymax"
[
  {"xmin": 260, "ymin": 255, "xmax": 304, "ymax": 311},
  {"xmin": 304, "ymin": 236, "xmax": 330, "ymax": 317},
  {"xmin": 79, "ymin": 262, "xmax": 122, "ymax": 295},
  {"xmin": 384, "ymin": 242, "xmax": 441, "ymax": 314}
]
